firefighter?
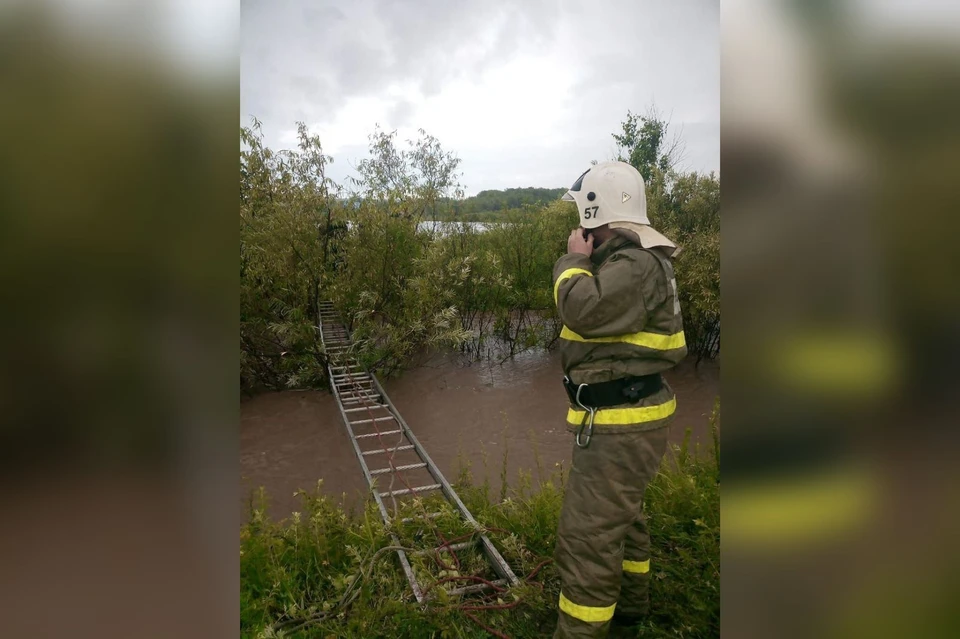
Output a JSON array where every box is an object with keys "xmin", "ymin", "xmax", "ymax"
[{"xmin": 552, "ymin": 161, "xmax": 687, "ymax": 638}]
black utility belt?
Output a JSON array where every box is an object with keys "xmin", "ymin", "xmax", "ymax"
[{"xmin": 563, "ymin": 373, "xmax": 663, "ymax": 409}]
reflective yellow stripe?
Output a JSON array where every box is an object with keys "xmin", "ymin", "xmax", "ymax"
[
  {"xmin": 567, "ymin": 397, "xmax": 676, "ymax": 425},
  {"xmin": 560, "ymin": 326, "xmax": 686, "ymax": 351},
  {"xmin": 558, "ymin": 592, "xmax": 617, "ymax": 623},
  {"xmin": 553, "ymin": 268, "xmax": 594, "ymax": 304},
  {"xmin": 722, "ymin": 466, "xmax": 876, "ymax": 548},
  {"xmin": 771, "ymin": 331, "xmax": 898, "ymax": 396},
  {"xmin": 623, "ymin": 559, "xmax": 650, "ymax": 574}
]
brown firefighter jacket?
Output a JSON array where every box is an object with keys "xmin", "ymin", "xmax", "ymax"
[{"xmin": 552, "ymin": 235, "xmax": 687, "ymax": 433}]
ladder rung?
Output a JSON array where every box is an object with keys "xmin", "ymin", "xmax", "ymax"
[
  {"xmin": 412, "ymin": 541, "xmax": 474, "ymax": 556},
  {"xmin": 338, "ymin": 383, "xmax": 374, "ymax": 391},
  {"xmin": 355, "ymin": 429, "xmax": 402, "ymax": 438},
  {"xmin": 370, "ymin": 462, "xmax": 427, "ymax": 475},
  {"xmin": 447, "ymin": 579, "xmax": 508, "ymax": 597},
  {"xmin": 400, "ymin": 511, "xmax": 443, "ymax": 524},
  {"xmin": 342, "ymin": 398, "xmax": 381, "ymax": 406},
  {"xmin": 343, "ymin": 405, "xmax": 390, "ymax": 413},
  {"xmin": 350, "ymin": 416, "xmax": 396, "ymax": 425},
  {"xmin": 362, "ymin": 445, "xmax": 414, "ymax": 455},
  {"xmin": 333, "ymin": 373, "xmax": 368, "ymax": 380},
  {"xmin": 331, "ymin": 366, "xmax": 362, "ymax": 371},
  {"xmin": 380, "ymin": 483, "xmax": 440, "ymax": 498}
]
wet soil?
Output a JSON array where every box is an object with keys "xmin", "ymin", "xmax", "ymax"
[{"xmin": 240, "ymin": 351, "xmax": 719, "ymax": 522}]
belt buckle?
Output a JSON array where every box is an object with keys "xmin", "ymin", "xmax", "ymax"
[{"xmin": 622, "ymin": 380, "xmax": 644, "ymax": 402}]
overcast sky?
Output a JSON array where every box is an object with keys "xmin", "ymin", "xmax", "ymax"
[{"xmin": 241, "ymin": 0, "xmax": 719, "ymax": 196}]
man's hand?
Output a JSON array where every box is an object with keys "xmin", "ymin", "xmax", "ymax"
[{"xmin": 568, "ymin": 228, "xmax": 594, "ymax": 257}]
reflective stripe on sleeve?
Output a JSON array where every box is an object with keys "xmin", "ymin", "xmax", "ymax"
[
  {"xmin": 567, "ymin": 397, "xmax": 676, "ymax": 426},
  {"xmin": 560, "ymin": 326, "xmax": 686, "ymax": 351},
  {"xmin": 558, "ymin": 591, "xmax": 617, "ymax": 623},
  {"xmin": 553, "ymin": 268, "xmax": 594, "ymax": 305},
  {"xmin": 622, "ymin": 559, "xmax": 650, "ymax": 574}
]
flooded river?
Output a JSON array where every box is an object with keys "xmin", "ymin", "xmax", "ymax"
[{"xmin": 240, "ymin": 350, "xmax": 719, "ymax": 522}]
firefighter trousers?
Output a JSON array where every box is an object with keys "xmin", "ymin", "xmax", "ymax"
[{"xmin": 553, "ymin": 425, "xmax": 670, "ymax": 638}]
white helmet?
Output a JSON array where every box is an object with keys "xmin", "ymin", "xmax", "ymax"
[{"xmin": 562, "ymin": 161, "xmax": 649, "ymax": 229}]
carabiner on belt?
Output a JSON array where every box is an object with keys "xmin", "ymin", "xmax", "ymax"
[{"xmin": 574, "ymin": 383, "xmax": 596, "ymax": 449}]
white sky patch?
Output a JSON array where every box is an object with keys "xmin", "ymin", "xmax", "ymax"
[
  {"xmin": 413, "ymin": 56, "xmax": 574, "ymax": 150},
  {"xmin": 292, "ymin": 96, "xmax": 395, "ymax": 153},
  {"xmin": 303, "ymin": 55, "xmax": 576, "ymax": 185}
]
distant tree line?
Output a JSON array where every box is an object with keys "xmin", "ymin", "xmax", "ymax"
[{"xmin": 455, "ymin": 187, "xmax": 567, "ymax": 213}]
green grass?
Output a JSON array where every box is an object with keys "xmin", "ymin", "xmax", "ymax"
[{"xmin": 241, "ymin": 421, "xmax": 719, "ymax": 639}]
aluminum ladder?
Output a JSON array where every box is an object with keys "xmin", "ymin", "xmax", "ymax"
[{"xmin": 318, "ymin": 301, "xmax": 519, "ymax": 602}]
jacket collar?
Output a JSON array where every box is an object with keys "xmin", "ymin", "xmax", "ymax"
[{"xmin": 590, "ymin": 235, "xmax": 634, "ymax": 266}]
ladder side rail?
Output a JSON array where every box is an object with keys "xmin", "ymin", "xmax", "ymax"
[
  {"xmin": 366, "ymin": 373, "xmax": 520, "ymax": 586},
  {"xmin": 319, "ymin": 306, "xmax": 514, "ymax": 597},
  {"xmin": 327, "ymin": 359, "xmax": 424, "ymax": 602},
  {"xmin": 320, "ymin": 313, "xmax": 424, "ymax": 602}
]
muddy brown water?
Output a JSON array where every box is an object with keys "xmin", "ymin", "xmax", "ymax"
[{"xmin": 240, "ymin": 350, "xmax": 719, "ymax": 522}]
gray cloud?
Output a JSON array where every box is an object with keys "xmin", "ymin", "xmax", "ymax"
[
  {"xmin": 387, "ymin": 99, "xmax": 416, "ymax": 128},
  {"xmin": 241, "ymin": 0, "xmax": 719, "ymax": 193}
]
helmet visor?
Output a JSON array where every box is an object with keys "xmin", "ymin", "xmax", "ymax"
[{"xmin": 569, "ymin": 168, "xmax": 589, "ymax": 192}]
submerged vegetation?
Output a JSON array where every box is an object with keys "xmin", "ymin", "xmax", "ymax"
[{"xmin": 240, "ymin": 109, "xmax": 720, "ymax": 393}]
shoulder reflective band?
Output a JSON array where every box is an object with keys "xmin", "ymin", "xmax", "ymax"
[
  {"xmin": 558, "ymin": 592, "xmax": 617, "ymax": 623},
  {"xmin": 567, "ymin": 397, "xmax": 676, "ymax": 426},
  {"xmin": 560, "ymin": 326, "xmax": 686, "ymax": 351},
  {"xmin": 554, "ymin": 268, "xmax": 594, "ymax": 305},
  {"xmin": 623, "ymin": 559, "xmax": 650, "ymax": 574}
]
